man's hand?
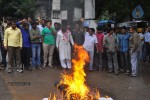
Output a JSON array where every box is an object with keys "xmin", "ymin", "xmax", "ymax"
[
  {"xmin": 19, "ymin": 47, "xmax": 22, "ymax": 50},
  {"xmin": 57, "ymin": 47, "xmax": 59, "ymax": 51},
  {"xmin": 4, "ymin": 46, "xmax": 7, "ymax": 50}
]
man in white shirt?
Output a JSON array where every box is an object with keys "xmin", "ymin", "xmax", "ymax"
[{"xmin": 83, "ymin": 28, "xmax": 98, "ymax": 70}]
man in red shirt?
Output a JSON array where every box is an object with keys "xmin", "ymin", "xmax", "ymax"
[{"xmin": 95, "ymin": 26, "xmax": 104, "ymax": 71}]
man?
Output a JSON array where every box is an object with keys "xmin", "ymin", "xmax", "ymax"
[
  {"xmin": 53, "ymin": 22, "xmax": 61, "ymax": 68},
  {"xmin": 0, "ymin": 22, "xmax": 4, "ymax": 70},
  {"xmin": 16, "ymin": 19, "xmax": 32, "ymax": 71},
  {"xmin": 56, "ymin": 26, "xmax": 74, "ymax": 69},
  {"xmin": 72, "ymin": 24, "xmax": 85, "ymax": 45},
  {"xmin": 95, "ymin": 26, "xmax": 104, "ymax": 71},
  {"xmin": 30, "ymin": 21, "xmax": 42, "ymax": 70},
  {"xmin": 1, "ymin": 21, "xmax": 11, "ymax": 68},
  {"xmin": 83, "ymin": 28, "xmax": 98, "ymax": 71},
  {"xmin": 42, "ymin": 20, "xmax": 56, "ymax": 68},
  {"xmin": 118, "ymin": 26, "xmax": 131, "ymax": 74},
  {"xmin": 143, "ymin": 26, "xmax": 150, "ymax": 63},
  {"xmin": 103, "ymin": 28, "xmax": 119, "ymax": 75},
  {"xmin": 4, "ymin": 20, "xmax": 23, "ymax": 73},
  {"xmin": 129, "ymin": 27, "xmax": 141, "ymax": 77}
]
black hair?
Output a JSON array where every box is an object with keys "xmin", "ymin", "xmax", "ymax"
[
  {"xmin": 23, "ymin": 23, "xmax": 29, "ymax": 28},
  {"xmin": 96, "ymin": 26, "xmax": 102, "ymax": 31},
  {"xmin": 31, "ymin": 21, "xmax": 37, "ymax": 26},
  {"xmin": 107, "ymin": 28, "xmax": 113, "ymax": 33},
  {"xmin": 11, "ymin": 20, "xmax": 17, "ymax": 24},
  {"xmin": 89, "ymin": 28, "xmax": 95, "ymax": 32},
  {"xmin": 46, "ymin": 20, "xmax": 52, "ymax": 24},
  {"xmin": 130, "ymin": 26, "xmax": 136, "ymax": 30},
  {"xmin": 122, "ymin": 26, "xmax": 127, "ymax": 30}
]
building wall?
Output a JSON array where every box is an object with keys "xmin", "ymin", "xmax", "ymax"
[{"xmin": 35, "ymin": 0, "xmax": 52, "ymax": 19}]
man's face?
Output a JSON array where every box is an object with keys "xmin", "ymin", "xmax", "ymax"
[
  {"xmin": 28, "ymin": 18, "xmax": 32, "ymax": 22},
  {"xmin": 97, "ymin": 30, "xmax": 102, "ymax": 34},
  {"xmin": 110, "ymin": 30, "xmax": 113, "ymax": 34},
  {"xmin": 23, "ymin": 24, "xmax": 29, "ymax": 30},
  {"xmin": 32, "ymin": 24, "xmax": 37, "ymax": 29},
  {"xmin": 122, "ymin": 29, "xmax": 126, "ymax": 34},
  {"xmin": 75, "ymin": 24, "xmax": 79, "ymax": 30},
  {"xmin": 129, "ymin": 28, "xmax": 134, "ymax": 33},
  {"xmin": 148, "ymin": 27, "xmax": 150, "ymax": 32},
  {"xmin": 115, "ymin": 29, "xmax": 119, "ymax": 33},
  {"xmin": 11, "ymin": 22, "xmax": 16, "ymax": 29},
  {"xmin": 89, "ymin": 29, "xmax": 93, "ymax": 35},
  {"xmin": 47, "ymin": 22, "xmax": 52, "ymax": 28}
]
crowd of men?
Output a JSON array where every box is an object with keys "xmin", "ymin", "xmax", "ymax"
[{"xmin": 0, "ymin": 17, "xmax": 150, "ymax": 77}]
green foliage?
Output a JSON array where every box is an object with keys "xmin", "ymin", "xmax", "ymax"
[
  {"xmin": 1, "ymin": 0, "xmax": 35, "ymax": 18},
  {"xmin": 96, "ymin": 0, "xmax": 150, "ymax": 22}
]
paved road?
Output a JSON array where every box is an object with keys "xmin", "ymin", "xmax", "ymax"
[{"xmin": 0, "ymin": 63, "xmax": 150, "ymax": 100}]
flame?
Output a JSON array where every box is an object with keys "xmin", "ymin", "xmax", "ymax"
[{"xmin": 59, "ymin": 44, "xmax": 90, "ymax": 99}]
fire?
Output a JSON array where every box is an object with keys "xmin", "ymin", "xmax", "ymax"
[
  {"xmin": 45, "ymin": 45, "xmax": 113, "ymax": 100},
  {"xmin": 58, "ymin": 44, "xmax": 90, "ymax": 100}
]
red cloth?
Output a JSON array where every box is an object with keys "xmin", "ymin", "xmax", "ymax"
[{"xmin": 96, "ymin": 33, "xmax": 104, "ymax": 52}]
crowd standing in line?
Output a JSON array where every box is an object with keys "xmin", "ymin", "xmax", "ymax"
[{"xmin": 0, "ymin": 17, "xmax": 150, "ymax": 77}]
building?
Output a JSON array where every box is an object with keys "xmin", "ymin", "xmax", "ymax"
[{"xmin": 35, "ymin": 0, "xmax": 95, "ymax": 27}]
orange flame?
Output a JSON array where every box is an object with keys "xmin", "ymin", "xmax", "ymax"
[{"xmin": 59, "ymin": 44, "xmax": 90, "ymax": 99}]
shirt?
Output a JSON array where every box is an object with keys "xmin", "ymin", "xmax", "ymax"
[
  {"xmin": 37, "ymin": 24, "xmax": 44, "ymax": 33},
  {"xmin": 30, "ymin": 28, "xmax": 41, "ymax": 43},
  {"xmin": 118, "ymin": 33, "xmax": 131, "ymax": 52},
  {"xmin": 96, "ymin": 33, "xmax": 104, "ymax": 52},
  {"xmin": 16, "ymin": 22, "xmax": 31, "ymax": 47},
  {"xmin": 144, "ymin": 32, "xmax": 150, "ymax": 42},
  {"xmin": 83, "ymin": 33, "xmax": 98, "ymax": 52},
  {"xmin": 42, "ymin": 27, "xmax": 55, "ymax": 45},
  {"xmin": 4, "ymin": 27, "xmax": 22, "ymax": 47},
  {"xmin": 72, "ymin": 30, "xmax": 85, "ymax": 45},
  {"xmin": 103, "ymin": 34, "xmax": 117, "ymax": 52},
  {"xmin": 129, "ymin": 32, "xmax": 141, "ymax": 52}
]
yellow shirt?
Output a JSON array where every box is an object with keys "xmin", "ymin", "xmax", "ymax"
[{"xmin": 4, "ymin": 27, "xmax": 22, "ymax": 47}]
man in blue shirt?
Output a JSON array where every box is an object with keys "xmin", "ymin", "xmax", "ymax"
[
  {"xmin": 16, "ymin": 19, "xmax": 32, "ymax": 71},
  {"xmin": 144, "ymin": 26, "xmax": 150, "ymax": 63},
  {"xmin": 118, "ymin": 26, "xmax": 131, "ymax": 74}
]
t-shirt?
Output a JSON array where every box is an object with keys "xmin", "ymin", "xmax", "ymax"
[
  {"xmin": 83, "ymin": 33, "xmax": 98, "ymax": 52},
  {"xmin": 42, "ymin": 27, "xmax": 55, "ymax": 45}
]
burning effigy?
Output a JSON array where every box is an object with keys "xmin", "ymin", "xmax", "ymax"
[{"xmin": 43, "ymin": 45, "xmax": 113, "ymax": 100}]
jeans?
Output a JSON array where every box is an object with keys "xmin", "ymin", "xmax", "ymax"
[
  {"xmin": 107, "ymin": 51, "xmax": 119, "ymax": 73},
  {"xmin": 31, "ymin": 44, "xmax": 41, "ymax": 67},
  {"xmin": 7, "ymin": 46, "xmax": 21, "ymax": 70},
  {"xmin": 120, "ymin": 51, "xmax": 130, "ymax": 71},
  {"xmin": 21, "ymin": 47, "xmax": 31, "ymax": 68},
  {"xmin": 86, "ymin": 50, "xmax": 94, "ymax": 70},
  {"xmin": 130, "ymin": 50, "xmax": 139, "ymax": 76},
  {"xmin": 0, "ymin": 45, "xmax": 7, "ymax": 67},
  {"xmin": 143, "ymin": 43, "xmax": 150, "ymax": 62},
  {"xmin": 43, "ymin": 44, "xmax": 55, "ymax": 66}
]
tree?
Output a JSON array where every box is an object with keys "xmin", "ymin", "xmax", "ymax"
[
  {"xmin": 96, "ymin": 0, "xmax": 150, "ymax": 22},
  {"xmin": 1, "ymin": 0, "xmax": 35, "ymax": 19}
]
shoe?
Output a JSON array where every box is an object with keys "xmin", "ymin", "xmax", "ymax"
[
  {"xmin": 130, "ymin": 74, "xmax": 137, "ymax": 77},
  {"xmin": 7, "ymin": 69, "xmax": 12, "ymax": 73},
  {"xmin": 0, "ymin": 66, "xmax": 4, "ymax": 70},
  {"xmin": 125, "ymin": 70, "xmax": 130, "ymax": 75},
  {"xmin": 108, "ymin": 70, "xmax": 113, "ymax": 73},
  {"xmin": 88, "ymin": 68, "xmax": 93, "ymax": 71},
  {"xmin": 115, "ymin": 72, "xmax": 119, "ymax": 75},
  {"xmin": 119, "ymin": 68, "xmax": 124, "ymax": 72},
  {"xmin": 48, "ymin": 65, "xmax": 53, "ymax": 68},
  {"xmin": 42, "ymin": 65, "xmax": 46, "ymax": 69},
  {"xmin": 38, "ymin": 66, "xmax": 42, "ymax": 69},
  {"xmin": 28, "ymin": 67, "xmax": 32, "ymax": 71},
  {"xmin": 17, "ymin": 69, "xmax": 23, "ymax": 73},
  {"xmin": 32, "ymin": 67, "xmax": 36, "ymax": 71}
]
